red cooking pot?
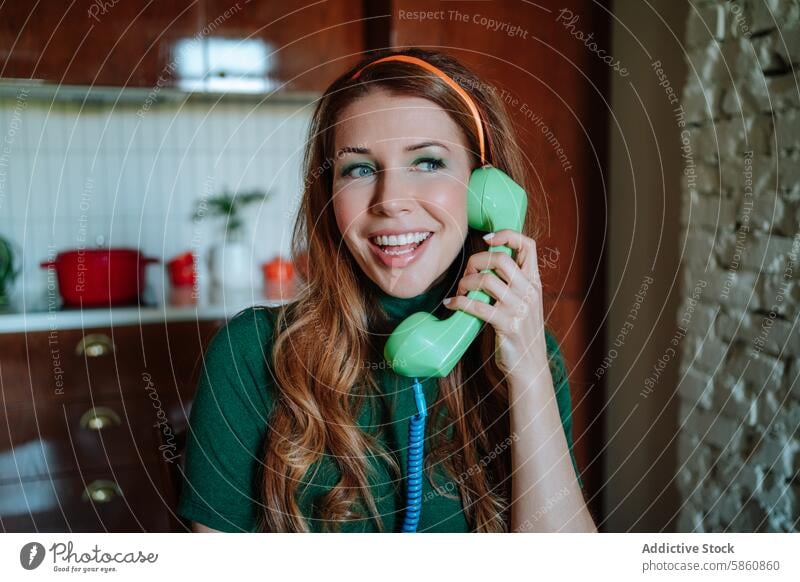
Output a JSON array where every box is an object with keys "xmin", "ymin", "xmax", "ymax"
[{"xmin": 40, "ymin": 248, "xmax": 159, "ymax": 307}]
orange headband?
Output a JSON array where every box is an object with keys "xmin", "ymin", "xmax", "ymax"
[{"xmin": 349, "ymin": 55, "xmax": 487, "ymax": 165}]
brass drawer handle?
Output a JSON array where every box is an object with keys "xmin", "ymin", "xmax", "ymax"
[
  {"xmin": 82, "ymin": 480, "xmax": 122, "ymax": 503},
  {"xmin": 75, "ymin": 333, "xmax": 115, "ymax": 357},
  {"xmin": 79, "ymin": 406, "xmax": 121, "ymax": 430}
]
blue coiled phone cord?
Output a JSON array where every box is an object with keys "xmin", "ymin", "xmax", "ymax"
[{"xmin": 401, "ymin": 378, "xmax": 427, "ymax": 532}]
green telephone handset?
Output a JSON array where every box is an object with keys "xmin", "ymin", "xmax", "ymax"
[{"xmin": 384, "ymin": 166, "xmax": 528, "ymax": 378}]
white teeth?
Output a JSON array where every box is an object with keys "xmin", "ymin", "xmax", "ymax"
[{"xmin": 371, "ymin": 231, "xmax": 432, "ymax": 246}]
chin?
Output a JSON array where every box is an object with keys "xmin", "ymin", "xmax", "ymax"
[
  {"xmin": 379, "ymin": 281, "xmax": 426, "ymax": 298},
  {"xmin": 352, "ymin": 256, "xmax": 420, "ymax": 296}
]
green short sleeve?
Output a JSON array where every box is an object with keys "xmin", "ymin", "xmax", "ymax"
[
  {"xmin": 545, "ymin": 329, "xmax": 584, "ymax": 489},
  {"xmin": 177, "ymin": 307, "xmax": 276, "ymax": 532}
]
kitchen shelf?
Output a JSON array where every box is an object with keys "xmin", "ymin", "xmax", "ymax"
[
  {"xmin": 0, "ymin": 299, "xmax": 290, "ymax": 334},
  {"xmin": 0, "ymin": 79, "xmax": 321, "ymax": 107}
]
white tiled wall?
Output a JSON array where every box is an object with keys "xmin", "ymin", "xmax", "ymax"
[{"xmin": 0, "ymin": 95, "xmax": 313, "ymax": 310}]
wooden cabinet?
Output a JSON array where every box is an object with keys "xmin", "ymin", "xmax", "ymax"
[
  {"xmin": 0, "ymin": 319, "xmax": 223, "ymax": 532},
  {"xmin": 0, "ymin": 1, "xmax": 364, "ymax": 92},
  {"xmin": 0, "ymin": 1, "xmax": 199, "ymax": 88},
  {"xmin": 200, "ymin": 0, "xmax": 365, "ymax": 93}
]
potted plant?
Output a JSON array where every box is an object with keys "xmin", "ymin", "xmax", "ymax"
[
  {"xmin": 0, "ymin": 234, "xmax": 20, "ymax": 309},
  {"xmin": 192, "ymin": 189, "xmax": 271, "ymax": 290}
]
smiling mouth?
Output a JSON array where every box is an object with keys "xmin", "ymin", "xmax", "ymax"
[{"xmin": 369, "ymin": 232, "xmax": 433, "ymax": 255}]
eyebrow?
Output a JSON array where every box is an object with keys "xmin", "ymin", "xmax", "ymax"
[{"xmin": 334, "ymin": 141, "xmax": 450, "ymax": 158}]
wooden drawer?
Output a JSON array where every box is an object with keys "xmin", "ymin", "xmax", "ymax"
[
  {"xmin": 0, "ymin": 320, "xmax": 222, "ymax": 405},
  {"xmin": 1, "ymin": 326, "xmax": 157, "ymax": 404},
  {"xmin": 0, "ymin": 463, "xmax": 172, "ymax": 532},
  {"xmin": 0, "ymin": 396, "xmax": 161, "ymax": 481},
  {"xmin": 0, "ymin": 318, "xmax": 224, "ymax": 532}
]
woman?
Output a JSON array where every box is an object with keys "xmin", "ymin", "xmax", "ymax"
[{"xmin": 178, "ymin": 48, "xmax": 597, "ymax": 533}]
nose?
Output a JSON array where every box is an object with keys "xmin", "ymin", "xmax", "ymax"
[{"xmin": 370, "ymin": 166, "xmax": 416, "ymax": 217}]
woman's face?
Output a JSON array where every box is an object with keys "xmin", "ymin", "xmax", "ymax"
[{"xmin": 331, "ymin": 89, "xmax": 473, "ymax": 298}]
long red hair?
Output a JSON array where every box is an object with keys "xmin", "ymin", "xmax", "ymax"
[{"xmin": 261, "ymin": 48, "xmax": 548, "ymax": 532}]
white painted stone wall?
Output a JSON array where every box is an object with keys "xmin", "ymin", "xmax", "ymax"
[{"xmin": 677, "ymin": 0, "xmax": 800, "ymax": 532}]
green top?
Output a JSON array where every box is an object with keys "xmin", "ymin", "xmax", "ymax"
[{"xmin": 177, "ymin": 275, "xmax": 582, "ymax": 532}]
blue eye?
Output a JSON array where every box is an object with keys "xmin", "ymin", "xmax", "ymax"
[
  {"xmin": 340, "ymin": 157, "xmax": 445, "ymax": 179},
  {"xmin": 415, "ymin": 157, "xmax": 446, "ymax": 171},
  {"xmin": 342, "ymin": 164, "xmax": 375, "ymax": 179}
]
